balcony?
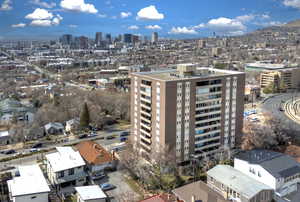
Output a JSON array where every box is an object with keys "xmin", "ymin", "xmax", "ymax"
[{"xmin": 56, "ymin": 171, "xmax": 87, "ymax": 184}]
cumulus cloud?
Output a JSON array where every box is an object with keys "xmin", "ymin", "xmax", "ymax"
[
  {"xmin": 26, "ymin": 9, "xmax": 62, "ymax": 27},
  {"xmin": 11, "ymin": 23, "xmax": 26, "ymax": 28},
  {"xmin": 145, "ymin": 25, "xmax": 162, "ymax": 30},
  {"xmin": 30, "ymin": 0, "xmax": 56, "ymax": 9},
  {"xmin": 169, "ymin": 27, "xmax": 198, "ymax": 35},
  {"xmin": 235, "ymin": 14, "xmax": 256, "ymax": 23},
  {"xmin": 283, "ymin": 0, "xmax": 300, "ymax": 9},
  {"xmin": 25, "ymin": 8, "xmax": 53, "ymax": 20},
  {"xmin": 60, "ymin": 0, "xmax": 98, "ymax": 14},
  {"xmin": 128, "ymin": 25, "xmax": 139, "ymax": 30},
  {"xmin": 136, "ymin": 5, "xmax": 164, "ymax": 20},
  {"xmin": 0, "ymin": 0, "xmax": 12, "ymax": 11},
  {"xmin": 120, "ymin": 12, "xmax": 131, "ymax": 18}
]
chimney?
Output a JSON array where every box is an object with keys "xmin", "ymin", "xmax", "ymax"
[{"xmin": 191, "ymin": 195, "xmax": 195, "ymax": 202}]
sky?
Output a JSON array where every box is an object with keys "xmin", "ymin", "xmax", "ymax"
[{"xmin": 1, "ymin": 0, "xmax": 300, "ymax": 40}]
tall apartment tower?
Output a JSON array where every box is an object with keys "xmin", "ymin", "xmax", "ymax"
[
  {"xmin": 130, "ymin": 64, "xmax": 245, "ymax": 163},
  {"xmin": 95, "ymin": 32, "xmax": 102, "ymax": 46},
  {"xmin": 151, "ymin": 32, "xmax": 158, "ymax": 43}
]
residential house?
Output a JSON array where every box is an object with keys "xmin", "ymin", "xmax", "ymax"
[
  {"xmin": 65, "ymin": 118, "xmax": 80, "ymax": 133},
  {"xmin": 76, "ymin": 141, "xmax": 116, "ymax": 180},
  {"xmin": 140, "ymin": 194, "xmax": 174, "ymax": 202},
  {"xmin": 172, "ymin": 181, "xmax": 230, "ymax": 202},
  {"xmin": 44, "ymin": 122, "xmax": 64, "ymax": 135},
  {"xmin": 75, "ymin": 185, "xmax": 107, "ymax": 202},
  {"xmin": 207, "ymin": 165, "xmax": 274, "ymax": 202},
  {"xmin": 7, "ymin": 164, "xmax": 50, "ymax": 202},
  {"xmin": 0, "ymin": 172, "xmax": 12, "ymax": 202},
  {"xmin": 0, "ymin": 98, "xmax": 35, "ymax": 124},
  {"xmin": 0, "ymin": 130, "xmax": 11, "ymax": 145},
  {"xmin": 45, "ymin": 147, "xmax": 87, "ymax": 191},
  {"xmin": 234, "ymin": 150, "xmax": 300, "ymax": 197}
]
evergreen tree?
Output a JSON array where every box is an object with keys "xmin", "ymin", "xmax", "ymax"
[{"xmin": 80, "ymin": 102, "xmax": 90, "ymax": 129}]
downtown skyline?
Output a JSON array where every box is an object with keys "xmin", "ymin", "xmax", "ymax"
[{"xmin": 1, "ymin": 0, "xmax": 300, "ymax": 39}]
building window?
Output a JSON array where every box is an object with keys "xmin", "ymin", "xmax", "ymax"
[
  {"xmin": 258, "ymin": 171, "xmax": 261, "ymax": 177},
  {"xmin": 69, "ymin": 168, "xmax": 74, "ymax": 175},
  {"xmin": 58, "ymin": 171, "xmax": 64, "ymax": 178}
]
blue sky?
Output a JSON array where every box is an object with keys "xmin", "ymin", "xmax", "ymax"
[{"xmin": 1, "ymin": 0, "xmax": 300, "ymax": 39}]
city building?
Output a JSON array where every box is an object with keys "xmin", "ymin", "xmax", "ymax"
[
  {"xmin": 105, "ymin": 34, "xmax": 112, "ymax": 44},
  {"xmin": 76, "ymin": 141, "xmax": 116, "ymax": 180},
  {"xmin": 198, "ymin": 40, "xmax": 206, "ymax": 48},
  {"xmin": 130, "ymin": 63, "xmax": 245, "ymax": 163},
  {"xmin": 172, "ymin": 180, "xmax": 230, "ymax": 202},
  {"xmin": 75, "ymin": 185, "xmax": 107, "ymax": 202},
  {"xmin": 259, "ymin": 67, "xmax": 300, "ymax": 92},
  {"xmin": 60, "ymin": 34, "xmax": 73, "ymax": 46},
  {"xmin": 7, "ymin": 165, "xmax": 50, "ymax": 202},
  {"xmin": 234, "ymin": 150, "xmax": 300, "ymax": 197},
  {"xmin": 45, "ymin": 147, "xmax": 87, "ymax": 190},
  {"xmin": 207, "ymin": 165, "xmax": 274, "ymax": 202},
  {"xmin": 123, "ymin": 34, "xmax": 132, "ymax": 43},
  {"xmin": 211, "ymin": 47, "xmax": 222, "ymax": 56},
  {"xmin": 95, "ymin": 32, "xmax": 102, "ymax": 46},
  {"xmin": 151, "ymin": 32, "xmax": 158, "ymax": 43}
]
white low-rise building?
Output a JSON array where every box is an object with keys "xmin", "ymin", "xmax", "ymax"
[
  {"xmin": 7, "ymin": 164, "xmax": 50, "ymax": 202},
  {"xmin": 45, "ymin": 147, "xmax": 87, "ymax": 190},
  {"xmin": 75, "ymin": 185, "xmax": 107, "ymax": 202},
  {"xmin": 234, "ymin": 150, "xmax": 300, "ymax": 197}
]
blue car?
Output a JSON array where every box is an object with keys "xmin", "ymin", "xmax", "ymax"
[
  {"xmin": 100, "ymin": 183, "xmax": 116, "ymax": 191},
  {"xmin": 120, "ymin": 137, "xmax": 127, "ymax": 142}
]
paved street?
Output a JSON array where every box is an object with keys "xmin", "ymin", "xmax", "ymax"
[
  {"xmin": 0, "ymin": 128, "xmax": 129, "ymax": 171},
  {"xmin": 261, "ymin": 93, "xmax": 300, "ymax": 132}
]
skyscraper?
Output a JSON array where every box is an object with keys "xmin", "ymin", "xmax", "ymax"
[
  {"xmin": 95, "ymin": 32, "xmax": 102, "ymax": 46},
  {"xmin": 105, "ymin": 34, "xmax": 112, "ymax": 44},
  {"xmin": 60, "ymin": 34, "xmax": 73, "ymax": 46},
  {"xmin": 151, "ymin": 32, "xmax": 158, "ymax": 43},
  {"xmin": 130, "ymin": 64, "xmax": 245, "ymax": 163},
  {"xmin": 123, "ymin": 34, "xmax": 132, "ymax": 43}
]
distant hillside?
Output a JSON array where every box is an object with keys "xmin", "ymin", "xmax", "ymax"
[{"xmin": 283, "ymin": 19, "xmax": 300, "ymax": 27}]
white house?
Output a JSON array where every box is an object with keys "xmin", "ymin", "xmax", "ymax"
[
  {"xmin": 75, "ymin": 185, "xmax": 107, "ymax": 202},
  {"xmin": 45, "ymin": 147, "xmax": 87, "ymax": 191},
  {"xmin": 234, "ymin": 150, "xmax": 300, "ymax": 197},
  {"xmin": 7, "ymin": 164, "xmax": 50, "ymax": 202}
]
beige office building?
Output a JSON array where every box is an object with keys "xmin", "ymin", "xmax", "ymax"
[
  {"xmin": 131, "ymin": 64, "xmax": 245, "ymax": 163},
  {"xmin": 260, "ymin": 68, "xmax": 300, "ymax": 91}
]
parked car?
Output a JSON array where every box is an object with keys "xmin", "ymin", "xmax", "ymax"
[
  {"xmin": 31, "ymin": 143, "xmax": 42, "ymax": 148},
  {"xmin": 29, "ymin": 148, "xmax": 40, "ymax": 153},
  {"xmin": 106, "ymin": 135, "xmax": 115, "ymax": 140},
  {"xmin": 92, "ymin": 173, "xmax": 106, "ymax": 180},
  {"xmin": 4, "ymin": 149, "xmax": 16, "ymax": 155},
  {"xmin": 79, "ymin": 134, "xmax": 88, "ymax": 139},
  {"xmin": 100, "ymin": 183, "xmax": 116, "ymax": 191},
  {"xmin": 120, "ymin": 131, "xmax": 130, "ymax": 137},
  {"xmin": 88, "ymin": 133, "xmax": 97, "ymax": 137},
  {"xmin": 120, "ymin": 137, "xmax": 127, "ymax": 142}
]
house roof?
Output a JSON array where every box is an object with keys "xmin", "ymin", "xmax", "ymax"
[
  {"xmin": 45, "ymin": 147, "xmax": 86, "ymax": 172},
  {"xmin": 75, "ymin": 185, "xmax": 107, "ymax": 200},
  {"xmin": 140, "ymin": 194, "xmax": 174, "ymax": 202},
  {"xmin": 7, "ymin": 164, "xmax": 50, "ymax": 197},
  {"xmin": 76, "ymin": 141, "xmax": 114, "ymax": 165},
  {"xmin": 207, "ymin": 165, "xmax": 273, "ymax": 199},
  {"xmin": 172, "ymin": 181, "xmax": 229, "ymax": 202},
  {"xmin": 236, "ymin": 150, "xmax": 300, "ymax": 178},
  {"xmin": 44, "ymin": 122, "xmax": 64, "ymax": 131}
]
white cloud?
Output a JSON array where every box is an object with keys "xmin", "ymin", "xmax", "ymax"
[
  {"xmin": 128, "ymin": 25, "xmax": 139, "ymax": 30},
  {"xmin": 235, "ymin": 14, "xmax": 255, "ymax": 23},
  {"xmin": 0, "ymin": 0, "xmax": 12, "ymax": 11},
  {"xmin": 136, "ymin": 5, "xmax": 164, "ymax": 20},
  {"xmin": 283, "ymin": 0, "xmax": 300, "ymax": 9},
  {"xmin": 169, "ymin": 27, "xmax": 198, "ymax": 35},
  {"xmin": 60, "ymin": 0, "xmax": 98, "ymax": 14},
  {"xmin": 120, "ymin": 12, "xmax": 131, "ymax": 18},
  {"xmin": 30, "ymin": 0, "xmax": 56, "ymax": 9},
  {"xmin": 30, "ymin": 19, "xmax": 52, "ymax": 26},
  {"xmin": 254, "ymin": 21, "xmax": 284, "ymax": 27},
  {"xmin": 25, "ymin": 8, "xmax": 53, "ymax": 20},
  {"xmin": 145, "ymin": 25, "xmax": 162, "ymax": 30},
  {"xmin": 97, "ymin": 13, "xmax": 106, "ymax": 18},
  {"xmin": 11, "ymin": 23, "xmax": 26, "ymax": 28},
  {"xmin": 261, "ymin": 14, "xmax": 270, "ymax": 19},
  {"xmin": 206, "ymin": 17, "xmax": 246, "ymax": 31},
  {"xmin": 26, "ymin": 9, "xmax": 62, "ymax": 27},
  {"xmin": 69, "ymin": 24, "xmax": 77, "ymax": 28},
  {"xmin": 193, "ymin": 23, "xmax": 205, "ymax": 29}
]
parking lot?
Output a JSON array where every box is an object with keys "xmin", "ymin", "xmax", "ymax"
[{"xmin": 95, "ymin": 169, "xmax": 139, "ymax": 202}]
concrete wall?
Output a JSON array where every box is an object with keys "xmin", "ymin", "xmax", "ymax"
[{"xmin": 14, "ymin": 192, "xmax": 48, "ymax": 202}]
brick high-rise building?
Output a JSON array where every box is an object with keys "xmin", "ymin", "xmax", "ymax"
[{"xmin": 130, "ymin": 64, "xmax": 245, "ymax": 163}]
